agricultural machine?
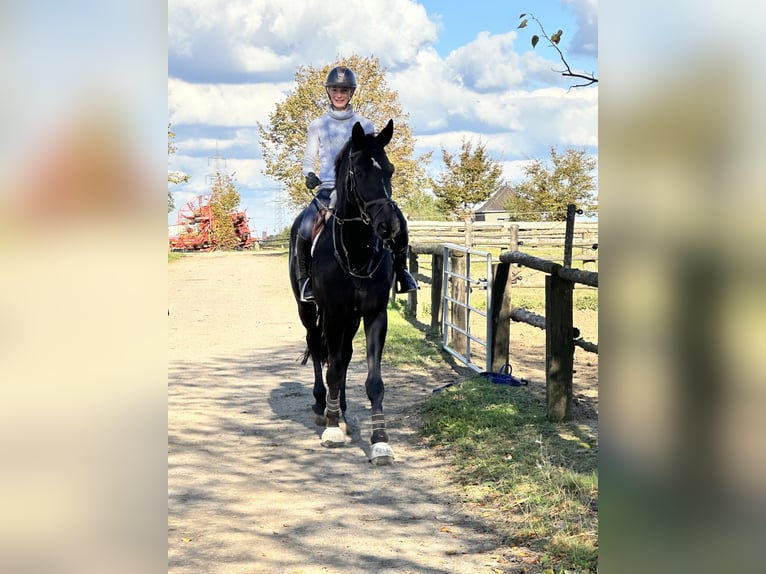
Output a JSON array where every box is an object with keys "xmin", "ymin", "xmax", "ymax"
[{"xmin": 169, "ymin": 194, "xmax": 257, "ymax": 251}]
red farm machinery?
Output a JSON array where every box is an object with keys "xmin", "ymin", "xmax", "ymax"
[{"xmin": 169, "ymin": 194, "xmax": 257, "ymax": 252}]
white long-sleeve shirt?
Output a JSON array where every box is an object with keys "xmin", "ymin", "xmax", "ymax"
[{"xmin": 302, "ymin": 105, "xmax": 374, "ymax": 190}]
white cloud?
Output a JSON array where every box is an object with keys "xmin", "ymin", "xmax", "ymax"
[
  {"xmin": 169, "ymin": 77, "xmax": 291, "ymax": 126},
  {"xmin": 169, "ymin": 0, "xmax": 437, "ymax": 79},
  {"xmin": 446, "ymin": 31, "xmax": 525, "ymax": 91},
  {"xmin": 565, "ymin": 0, "xmax": 598, "ymax": 56},
  {"xmin": 389, "ymin": 47, "xmax": 466, "ymax": 133},
  {"xmin": 174, "ymin": 128, "xmax": 261, "ymax": 153}
]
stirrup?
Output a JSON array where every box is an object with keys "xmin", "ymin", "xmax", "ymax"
[{"xmin": 299, "ymin": 278, "xmax": 315, "ymax": 302}]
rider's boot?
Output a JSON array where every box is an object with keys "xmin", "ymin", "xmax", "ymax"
[
  {"xmin": 393, "ymin": 247, "xmax": 417, "ymax": 294},
  {"xmin": 295, "ymin": 235, "xmax": 315, "ymax": 302}
]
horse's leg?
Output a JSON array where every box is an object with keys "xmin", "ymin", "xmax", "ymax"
[
  {"xmin": 363, "ymin": 308, "xmax": 394, "ymax": 465},
  {"xmin": 310, "ymin": 347, "xmax": 327, "ymax": 426},
  {"xmin": 299, "ymin": 303, "xmax": 328, "ymax": 426},
  {"xmin": 319, "ymin": 319, "xmax": 346, "ymax": 447},
  {"xmin": 339, "ymin": 317, "xmax": 360, "ymax": 416}
]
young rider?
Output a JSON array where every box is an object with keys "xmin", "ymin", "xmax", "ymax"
[{"xmin": 295, "ymin": 65, "xmax": 417, "ymax": 302}]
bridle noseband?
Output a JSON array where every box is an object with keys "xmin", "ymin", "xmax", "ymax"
[{"xmin": 339, "ymin": 149, "xmax": 395, "ymax": 225}]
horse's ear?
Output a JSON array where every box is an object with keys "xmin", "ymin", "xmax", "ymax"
[
  {"xmin": 378, "ymin": 119, "xmax": 394, "ymax": 147},
  {"xmin": 352, "ymin": 121, "xmax": 366, "ymax": 149}
]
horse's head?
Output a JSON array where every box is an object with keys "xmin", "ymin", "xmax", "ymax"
[{"xmin": 337, "ymin": 119, "xmax": 400, "ymax": 241}]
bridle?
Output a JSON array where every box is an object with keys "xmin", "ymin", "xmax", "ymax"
[{"xmin": 330, "ymin": 148, "xmax": 395, "ymax": 278}]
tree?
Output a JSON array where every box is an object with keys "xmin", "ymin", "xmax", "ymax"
[
  {"xmin": 503, "ymin": 147, "xmax": 597, "ymax": 221},
  {"xmin": 168, "ymin": 123, "xmax": 189, "ymax": 213},
  {"xmin": 518, "ymin": 13, "xmax": 597, "ymax": 88},
  {"xmin": 399, "ymin": 189, "xmax": 449, "ymax": 221},
  {"xmin": 432, "ymin": 138, "xmax": 504, "ymax": 219},
  {"xmin": 209, "ymin": 171, "xmax": 241, "ymax": 250},
  {"xmin": 258, "ymin": 55, "xmax": 431, "ymax": 210}
]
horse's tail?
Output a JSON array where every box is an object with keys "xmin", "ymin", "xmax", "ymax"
[{"xmin": 300, "ymin": 310, "xmax": 328, "ymax": 366}]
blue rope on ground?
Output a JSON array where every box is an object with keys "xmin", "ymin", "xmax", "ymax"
[
  {"xmin": 479, "ymin": 363, "xmax": 529, "ymax": 386},
  {"xmin": 432, "ymin": 363, "xmax": 528, "ymax": 392}
]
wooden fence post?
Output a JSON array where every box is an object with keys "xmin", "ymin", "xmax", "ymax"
[
  {"xmin": 546, "ymin": 274, "xmax": 574, "ymax": 421},
  {"xmin": 450, "ymin": 252, "xmax": 467, "ymax": 355},
  {"xmin": 490, "ymin": 262, "xmax": 513, "ymax": 371},
  {"xmin": 563, "ymin": 203, "xmax": 576, "ymax": 268},
  {"xmin": 406, "ymin": 249, "xmax": 418, "ymax": 317},
  {"xmin": 463, "ymin": 213, "xmax": 473, "ymax": 248},
  {"xmin": 431, "ymin": 253, "xmax": 443, "ymax": 331}
]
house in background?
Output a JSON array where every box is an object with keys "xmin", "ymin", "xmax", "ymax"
[{"xmin": 474, "ymin": 185, "xmax": 514, "ymax": 223}]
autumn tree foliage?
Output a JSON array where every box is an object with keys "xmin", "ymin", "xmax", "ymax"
[
  {"xmin": 432, "ymin": 138, "xmax": 504, "ymax": 219},
  {"xmin": 209, "ymin": 172, "xmax": 241, "ymax": 250},
  {"xmin": 258, "ymin": 55, "xmax": 431, "ymax": 209},
  {"xmin": 168, "ymin": 123, "xmax": 189, "ymax": 213},
  {"xmin": 503, "ymin": 147, "xmax": 597, "ymax": 221}
]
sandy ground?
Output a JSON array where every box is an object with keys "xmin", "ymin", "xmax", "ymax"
[{"xmin": 168, "ymin": 251, "xmax": 598, "ymax": 574}]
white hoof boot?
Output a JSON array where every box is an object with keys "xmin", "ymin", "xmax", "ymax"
[
  {"xmin": 321, "ymin": 427, "xmax": 345, "ymax": 448},
  {"xmin": 370, "ymin": 442, "xmax": 395, "ymax": 465}
]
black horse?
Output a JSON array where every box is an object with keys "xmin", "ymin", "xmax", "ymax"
[{"xmin": 289, "ymin": 119, "xmax": 398, "ymax": 465}]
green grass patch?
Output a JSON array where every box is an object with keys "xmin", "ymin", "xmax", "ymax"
[
  {"xmin": 352, "ymin": 300, "xmax": 446, "ymax": 368},
  {"xmin": 419, "ymin": 376, "xmax": 598, "ymax": 571},
  {"xmin": 168, "ymin": 251, "xmax": 185, "ymax": 263},
  {"xmin": 511, "ymin": 288, "xmax": 598, "ymax": 312}
]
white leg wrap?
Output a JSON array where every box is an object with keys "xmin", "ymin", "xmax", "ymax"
[
  {"xmin": 370, "ymin": 442, "xmax": 395, "ymax": 465},
  {"xmin": 321, "ymin": 426, "xmax": 345, "ymax": 448}
]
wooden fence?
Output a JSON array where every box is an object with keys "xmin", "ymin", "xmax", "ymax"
[
  {"xmin": 258, "ymin": 213, "xmax": 598, "ymax": 421},
  {"xmin": 404, "ymin": 210, "xmax": 598, "ymax": 421},
  {"xmin": 407, "ymin": 219, "xmax": 598, "ymax": 251}
]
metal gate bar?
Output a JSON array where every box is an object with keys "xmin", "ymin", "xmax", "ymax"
[{"xmin": 441, "ymin": 243, "xmax": 493, "ymax": 373}]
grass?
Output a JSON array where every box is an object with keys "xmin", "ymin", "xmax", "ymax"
[
  {"xmin": 512, "ymin": 288, "xmax": 598, "ymax": 312},
  {"xmin": 377, "ymin": 301, "xmax": 598, "ymax": 571},
  {"xmin": 168, "ymin": 251, "xmax": 185, "ymax": 263},
  {"xmin": 351, "ymin": 300, "xmax": 445, "ymax": 368},
  {"xmin": 416, "ymin": 372, "xmax": 598, "ymax": 571},
  {"xmin": 346, "ymin": 234, "xmax": 597, "ymax": 562}
]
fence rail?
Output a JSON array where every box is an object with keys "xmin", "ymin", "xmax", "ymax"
[
  {"xmin": 407, "ymin": 219, "xmax": 598, "ymax": 249},
  {"xmin": 404, "ymin": 211, "xmax": 598, "ymax": 421}
]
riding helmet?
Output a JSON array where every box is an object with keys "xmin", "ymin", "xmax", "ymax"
[{"xmin": 325, "ymin": 66, "xmax": 358, "ymax": 89}]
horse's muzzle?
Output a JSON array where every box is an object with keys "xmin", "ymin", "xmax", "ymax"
[{"xmin": 375, "ymin": 215, "xmax": 400, "ymax": 240}]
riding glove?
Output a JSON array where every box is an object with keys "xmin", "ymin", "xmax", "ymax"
[{"xmin": 305, "ymin": 172, "xmax": 321, "ymax": 190}]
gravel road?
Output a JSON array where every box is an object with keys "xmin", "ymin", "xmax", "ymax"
[{"xmin": 168, "ymin": 251, "xmax": 525, "ymax": 574}]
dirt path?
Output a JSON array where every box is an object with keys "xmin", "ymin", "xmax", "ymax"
[{"xmin": 168, "ymin": 251, "xmax": 597, "ymax": 573}]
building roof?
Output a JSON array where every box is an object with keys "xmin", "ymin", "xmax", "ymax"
[{"xmin": 476, "ymin": 185, "xmax": 514, "ymax": 213}]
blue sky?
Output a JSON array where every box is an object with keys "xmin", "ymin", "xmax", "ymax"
[{"xmin": 168, "ymin": 0, "xmax": 598, "ymax": 236}]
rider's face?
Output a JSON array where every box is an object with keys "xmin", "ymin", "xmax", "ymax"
[{"xmin": 328, "ymin": 86, "xmax": 352, "ymax": 109}]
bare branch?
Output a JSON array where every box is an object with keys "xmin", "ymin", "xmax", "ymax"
[{"xmin": 519, "ymin": 13, "xmax": 597, "ymax": 88}]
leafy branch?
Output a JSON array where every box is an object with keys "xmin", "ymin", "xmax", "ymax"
[{"xmin": 518, "ymin": 13, "xmax": 597, "ymax": 88}]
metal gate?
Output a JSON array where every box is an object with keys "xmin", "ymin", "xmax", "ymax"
[{"xmin": 441, "ymin": 243, "xmax": 493, "ymax": 373}]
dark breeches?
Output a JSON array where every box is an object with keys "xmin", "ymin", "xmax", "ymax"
[{"xmin": 298, "ymin": 189, "xmax": 332, "ymax": 241}]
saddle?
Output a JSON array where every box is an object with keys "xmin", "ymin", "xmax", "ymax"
[{"xmin": 310, "ymin": 208, "xmax": 328, "ymax": 256}]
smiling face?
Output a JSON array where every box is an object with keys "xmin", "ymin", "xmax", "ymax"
[{"xmin": 327, "ymin": 86, "xmax": 352, "ymax": 110}]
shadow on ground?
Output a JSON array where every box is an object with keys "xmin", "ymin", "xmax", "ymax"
[{"xmin": 169, "ymin": 344, "xmax": 517, "ymax": 573}]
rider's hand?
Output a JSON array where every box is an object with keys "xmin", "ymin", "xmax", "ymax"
[{"xmin": 305, "ymin": 172, "xmax": 321, "ymax": 190}]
